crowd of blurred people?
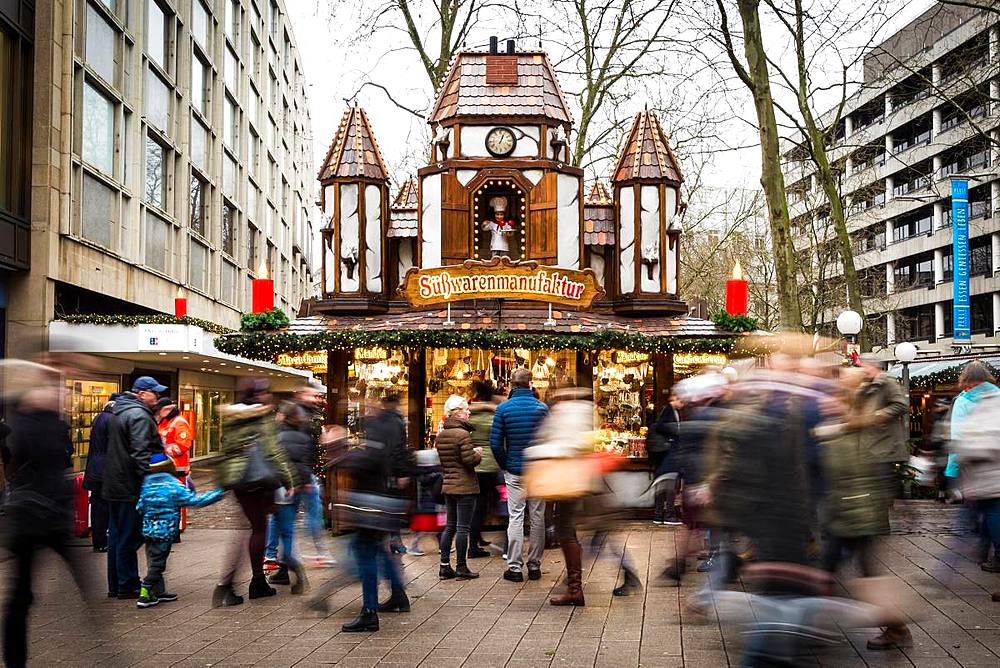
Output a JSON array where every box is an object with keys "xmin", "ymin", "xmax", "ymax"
[{"xmin": 4, "ymin": 348, "xmax": 1000, "ymax": 666}]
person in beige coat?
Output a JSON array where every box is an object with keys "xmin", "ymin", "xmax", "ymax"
[{"xmin": 436, "ymin": 395, "xmax": 482, "ymax": 580}]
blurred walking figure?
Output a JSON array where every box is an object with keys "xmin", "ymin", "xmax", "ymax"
[
  {"xmin": 328, "ymin": 429, "xmax": 410, "ymax": 632},
  {"xmin": 408, "ymin": 447, "xmax": 445, "ymax": 555},
  {"xmin": 468, "ymin": 380, "xmax": 501, "ymax": 557},
  {"xmin": 491, "ymin": 368, "xmax": 549, "ymax": 582},
  {"xmin": 648, "ymin": 393, "xmax": 681, "ymax": 525},
  {"xmin": 104, "ymin": 376, "xmax": 167, "ymax": 599},
  {"xmin": 946, "ymin": 363, "xmax": 1000, "ymax": 590},
  {"xmin": 267, "ymin": 400, "xmax": 318, "ymax": 594},
  {"xmin": 849, "ymin": 357, "xmax": 911, "ymax": 650},
  {"xmin": 82, "ymin": 392, "xmax": 121, "ymax": 552},
  {"xmin": 945, "ymin": 362, "xmax": 1000, "ymax": 569},
  {"xmin": 814, "ymin": 366, "xmax": 912, "ymax": 650},
  {"xmin": 526, "ymin": 388, "xmax": 598, "ymax": 606},
  {"xmin": 436, "ymin": 395, "xmax": 482, "ymax": 580},
  {"xmin": 361, "ymin": 393, "xmax": 413, "ymax": 554},
  {"xmin": 135, "ymin": 453, "xmax": 224, "ymax": 608},
  {"xmin": 1, "ymin": 363, "xmax": 93, "ymax": 668},
  {"xmin": 213, "ymin": 378, "xmax": 295, "ymax": 607}
]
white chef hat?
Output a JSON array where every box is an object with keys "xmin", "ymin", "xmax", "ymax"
[{"xmin": 489, "ymin": 196, "xmax": 507, "ymax": 214}]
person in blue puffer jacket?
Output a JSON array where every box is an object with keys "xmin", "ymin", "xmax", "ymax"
[
  {"xmin": 490, "ymin": 368, "xmax": 549, "ymax": 582},
  {"xmin": 135, "ymin": 453, "xmax": 224, "ymax": 608}
]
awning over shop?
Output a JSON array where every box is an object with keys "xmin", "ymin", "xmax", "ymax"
[
  {"xmin": 887, "ymin": 356, "xmax": 1000, "ymax": 381},
  {"xmin": 48, "ymin": 320, "xmax": 314, "ymax": 384}
]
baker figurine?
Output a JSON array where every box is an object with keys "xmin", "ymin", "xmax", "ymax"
[{"xmin": 482, "ymin": 196, "xmax": 514, "ymax": 258}]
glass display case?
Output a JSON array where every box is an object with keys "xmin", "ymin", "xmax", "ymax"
[{"xmin": 593, "ymin": 351, "xmax": 653, "ymax": 459}]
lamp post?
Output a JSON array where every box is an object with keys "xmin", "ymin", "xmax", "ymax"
[
  {"xmin": 894, "ymin": 341, "xmax": 918, "ymax": 437},
  {"xmin": 836, "ymin": 309, "xmax": 863, "ymax": 365}
]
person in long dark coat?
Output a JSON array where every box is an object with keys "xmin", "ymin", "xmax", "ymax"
[{"xmin": 83, "ymin": 393, "xmax": 121, "ymax": 552}]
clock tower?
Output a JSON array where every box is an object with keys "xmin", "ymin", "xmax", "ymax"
[{"xmin": 417, "ymin": 37, "xmax": 582, "ymax": 269}]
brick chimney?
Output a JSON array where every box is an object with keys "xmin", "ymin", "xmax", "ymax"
[{"xmin": 485, "ymin": 36, "xmax": 518, "ymax": 85}]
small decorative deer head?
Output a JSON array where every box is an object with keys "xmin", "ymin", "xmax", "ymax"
[
  {"xmin": 341, "ymin": 244, "xmax": 359, "ymax": 280},
  {"xmin": 641, "ymin": 243, "xmax": 659, "ymax": 281}
]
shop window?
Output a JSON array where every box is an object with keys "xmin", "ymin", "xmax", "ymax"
[
  {"xmin": 66, "ymin": 379, "xmax": 121, "ymax": 471},
  {"xmin": 85, "ymin": 2, "xmax": 116, "ymax": 85},
  {"xmin": 82, "ymin": 81, "xmax": 116, "ymax": 176},
  {"xmin": 144, "ymin": 133, "xmax": 165, "ymax": 208},
  {"xmin": 81, "ymin": 172, "xmax": 115, "ymax": 248},
  {"xmin": 182, "ymin": 389, "xmax": 232, "ymax": 458},
  {"xmin": 144, "ymin": 210, "xmax": 170, "ymax": 274}
]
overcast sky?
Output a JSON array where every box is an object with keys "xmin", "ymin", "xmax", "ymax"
[{"xmin": 286, "ymin": 0, "xmax": 938, "ymax": 197}]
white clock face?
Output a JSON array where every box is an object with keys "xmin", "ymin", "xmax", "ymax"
[{"xmin": 486, "ymin": 127, "xmax": 516, "ymax": 156}]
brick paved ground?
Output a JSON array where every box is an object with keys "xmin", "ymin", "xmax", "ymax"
[{"xmin": 6, "ymin": 499, "xmax": 1000, "ymax": 667}]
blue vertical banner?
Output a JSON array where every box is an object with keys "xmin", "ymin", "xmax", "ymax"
[{"xmin": 952, "ymin": 178, "xmax": 971, "ymax": 341}]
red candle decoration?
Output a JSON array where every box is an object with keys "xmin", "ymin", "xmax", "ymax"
[
  {"xmin": 725, "ymin": 260, "xmax": 748, "ymax": 316},
  {"xmin": 174, "ymin": 288, "xmax": 188, "ymax": 318},
  {"xmin": 251, "ymin": 263, "xmax": 275, "ymax": 314}
]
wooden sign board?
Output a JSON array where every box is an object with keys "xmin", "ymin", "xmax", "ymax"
[{"xmin": 402, "ymin": 256, "xmax": 604, "ymax": 308}]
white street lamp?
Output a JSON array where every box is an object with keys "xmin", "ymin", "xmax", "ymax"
[
  {"xmin": 837, "ymin": 310, "xmax": 863, "ymax": 363},
  {"xmin": 895, "ymin": 341, "xmax": 918, "ymax": 437}
]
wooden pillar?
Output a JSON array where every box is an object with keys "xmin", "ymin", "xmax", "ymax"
[
  {"xmin": 653, "ymin": 352, "xmax": 674, "ymax": 416},
  {"xmin": 326, "ymin": 349, "xmax": 351, "ymax": 425},
  {"xmin": 575, "ymin": 350, "xmax": 593, "ymax": 390},
  {"xmin": 407, "ymin": 347, "xmax": 426, "ymax": 449}
]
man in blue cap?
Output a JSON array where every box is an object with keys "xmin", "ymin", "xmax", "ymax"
[{"xmin": 103, "ymin": 376, "xmax": 167, "ymax": 599}]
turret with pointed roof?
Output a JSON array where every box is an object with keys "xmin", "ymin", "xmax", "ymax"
[
  {"xmin": 611, "ymin": 109, "xmax": 684, "ymax": 314},
  {"xmin": 319, "ymin": 107, "xmax": 390, "ymax": 183},
  {"xmin": 612, "ymin": 110, "xmax": 683, "ymax": 185},
  {"xmin": 318, "ymin": 106, "xmax": 390, "ymax": 310}
]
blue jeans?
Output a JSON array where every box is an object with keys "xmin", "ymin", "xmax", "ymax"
[
  {"xmin": 107, "ymin": 501, "xmax": 142, "ymax": 594},
  {"xmin": 266, "ymin": 478, "xmax": 329, "ymax": 561},
  {"xmin": 351, "ymin": 530, "xmax": 405, "ymax": 610},
  {"xmin": 980, "ymin": 498, "xmax": 1000, "ymax": 554},
  {"xmin": 273, "ymin": 502, "xmax": 300, "ymax": 568}
]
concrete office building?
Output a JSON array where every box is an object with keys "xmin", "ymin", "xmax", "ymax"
[
  {"xmin": 1, "ymin": 0, "xmax": 320, "ymax": 468},
  {"xmin": 5, "ymin": 0, "xmax": 317, "ymax": 359},
  {"xmin": 783, "ymin": 3, "xmax": 1000, "ymax": 351}
]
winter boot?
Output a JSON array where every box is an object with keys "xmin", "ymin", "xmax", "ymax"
[
  {"xmin": 455, "ymin": 565, "xmax": 480, "ymax": 580},
  {"xmin": 290, "ymin": 565, "xmax": 309, "ymax": 595},
  {"xmin": 439, "ymin": 564, "xmax": 457, "ymax": 580},
  {"xmin": 248, "ymin": 575, "xmax": 277, "ymax": 599},
  {"xmin": 549, "ymin": 539, "xmax": 585, "ymax": 606},
  {"xmin": 268, "ymin": 565, "xmax": 291, "ymax": 585},
  {"xmin": 378, "ymin": 588, "xmax": 411, "ymax": 613},
  {"xmin": 342, "ymin": 608, "xmax": 379, "ymax": 632},
  {"xmin": 212, "ymin": 584, "xmax": 244, "ymax": 607},
  {"xmin": 612, "ymin": 569, "xmax": 642, "ymax": 597}
]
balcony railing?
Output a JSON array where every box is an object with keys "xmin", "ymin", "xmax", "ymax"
[
  {"xmin": 854, "ymin": 114, "xmax": 885, "ymax": 133},
  {"xmin": 938, "ymin": 151, "xmax": 990, "ymax": 179},
  {"xmin": 939, "ymin": 104, "xmax": 986, "ymax": 133}
]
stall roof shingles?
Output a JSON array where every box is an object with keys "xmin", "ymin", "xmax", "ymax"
[
  {"xmin": 584, "ymin": 180, "xmax": 615, "ymax": 246},
  {"xmin": 428, "ymin": 51, "xmax": 572, "ymax": 124},
  {"xmin": 284, "ymin": 309, "xmax": 726, "ymax": 338},
  {"xmin": 612, "ymin": 110, "xmax": 683, "ymax": 184},
  {"xmin": 389, "ymin": 177, "xmax": 419, "ymax": 238},
  {"xmin": 318, "ymin": 107, "xmax": 389, "ymax": 182}
]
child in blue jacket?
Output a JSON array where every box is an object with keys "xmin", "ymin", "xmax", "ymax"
[{"xmin": 135, "ymin": 453, "xmax": 224, "ymax": 608}]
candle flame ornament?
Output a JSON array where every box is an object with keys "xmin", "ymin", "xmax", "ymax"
[
  {"xmin": 252, "ymin": 259, "xmax": 275, "ymax": 314},
  {"xmin": 725, "ymin": 259, "xmax": 748, "ymax": 316},
  {"xmin": 174, "ymin": 287, "xmax": 188, "ymax": 319}
]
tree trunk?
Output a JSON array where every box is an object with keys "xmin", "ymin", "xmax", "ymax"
[
  {"xmin": 807, "ymin": 130, "xmax": 870, "ymax": 350},
  {"xmin": 737, "ymin": 0, "xmax": 803, "ymax": 330}
]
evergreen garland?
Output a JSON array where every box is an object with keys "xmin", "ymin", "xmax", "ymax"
[
  {"xmin": 58, "ymin": 314, "xmax": 232, "ymax": 335},
  {"xmin": 711, "ymin": 311, "xmax": 760, "ymax": 333},
  {"xmin": 909, "ymin": 360, "xmax": 1000, "ymax": 390},
  {"xmin": 240, "ymin": 308, "xmax": 290, "ymax": 332},
  {"xmin": 214, "ymin": 327, "xmax": 739, "ymax": 360}
]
